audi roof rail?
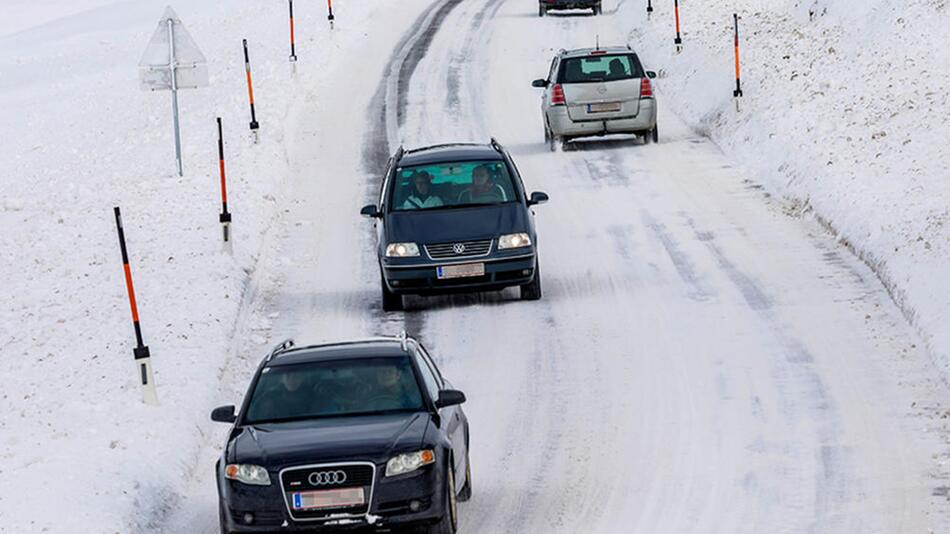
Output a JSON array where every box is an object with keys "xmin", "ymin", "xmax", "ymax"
[{"xmin": 266, "ymin": 338, "xmax": 296, "ymax": 362}]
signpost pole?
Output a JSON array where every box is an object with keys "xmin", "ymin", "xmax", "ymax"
[
  {"xmin": 167, "ymin": 18, "xmax": 183, "ymax": 177},
  {"xmin": 733, "ymin": 13, "xmax": 744, "ymax": 112},
  {"xmin": 674, "ymin": 0, "xmax": 683, "ymax": 53}
]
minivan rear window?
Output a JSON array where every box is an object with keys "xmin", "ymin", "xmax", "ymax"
[{"xmin": 558, "ymin": 54, "xmax": 643, "ymax": 84}]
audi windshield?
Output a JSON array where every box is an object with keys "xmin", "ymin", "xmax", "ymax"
[
  {"xmin": 390, "ymin": 160, "xmax": 519, "ymax": 212},
  {"xmin": 244, "ymin": 358, "xmax": 425, "ymax": 424}
]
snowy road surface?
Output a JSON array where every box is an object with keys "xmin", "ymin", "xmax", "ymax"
[{"xmin": 167, "ymin": 1, "xmax": 950, "ymax": 532}]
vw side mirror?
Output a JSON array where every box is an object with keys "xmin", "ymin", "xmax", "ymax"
[
  {"xmin": 527, "ymin": 191, "xmax": 549, "ymax": 206},
  {"xmin": 531, "ymin": 78, "xmax": 549, "ymax": 88},
  {"xmin": 360, "ymin": 204, "xmax": 381, "ymax": 218},
  {"xmin": 210, "ymin": 405, "xmax": 237, "ymax": 423},
  {"xmin": 435, "ymin": 390, "xmax": 467, "ymax": 408},
  {"xmin": 646, "ymin": 70, "xmax": 657, "ymax": 79}
]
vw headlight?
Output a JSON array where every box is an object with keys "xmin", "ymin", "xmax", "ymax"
[
  {"xmin": 498, "ymin": 233, "xmax": 532, "ymax": 249},
  {"xmin": 225, "ymin": 464, "xmax": 271, "ymax": 486},
  {"xmin": 385, "ymin": 242, "xmax": 420, "ymax": 257},
  {"xmin": 385, "ymin": 450, "xmax": 435, "ymax": 477}
]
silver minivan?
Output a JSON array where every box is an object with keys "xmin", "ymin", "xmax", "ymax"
[{"xmin": 532, "ymin": 46, "xmax": 658, "ymax": 150}]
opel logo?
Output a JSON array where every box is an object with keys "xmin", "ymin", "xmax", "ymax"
[
  {"xmin": 309, "ymin": 470, "xmax": 347, "ymax": 486},
  {"xmin": 597, "ymin": 86, "xmax": 607, "ymax": 94},
  {"xmin": 452, "ymin": 243, "xmax": 466, "ymax": 254}
]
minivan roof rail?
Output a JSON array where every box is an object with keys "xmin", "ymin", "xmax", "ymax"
[
  {"xmin": 266, "ymin": 338, "xmax": 295, "ymax": 362},
  {"xmin": 489, "ymin": 137, "xmax": 504, "ymax": 152}
]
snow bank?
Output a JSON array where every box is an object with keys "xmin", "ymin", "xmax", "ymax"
[
  {"xmin": 0, "ymin": 0, "xmax": 407, "ymax": 531},
  {"xmin": 615, "ymin": 0, "xmax": 950, "ymax": 375}
]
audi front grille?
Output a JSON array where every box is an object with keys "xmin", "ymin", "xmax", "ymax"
[
  {"xmin": 278, "ymin": 462, "xmax": 376, "ymax": 522},
  {"xmin": 424, "ymin": 239, "xmax": 493, "ymax": 260}
]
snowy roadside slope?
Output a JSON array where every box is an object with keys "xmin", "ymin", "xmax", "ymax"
[
  {"xmin": 615, "ymin": 1, "xmax": 950, "ymax": 373},
  {"xmin": 0, "ymin": 0, "xmax": 396, "ymax": 531}
]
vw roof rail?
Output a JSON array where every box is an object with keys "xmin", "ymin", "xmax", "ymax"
[
  {"xmin": 266, "ymin": 338, "xmax": 295, "ymax": 362},
  {"xmin": 489, "ymin": 137, "xmax": 505, "ymax": 152}
]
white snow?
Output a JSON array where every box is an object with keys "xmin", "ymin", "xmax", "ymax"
[{"xmin": 2, "ymin": 0, "xmax": 950, "ymax": 533}]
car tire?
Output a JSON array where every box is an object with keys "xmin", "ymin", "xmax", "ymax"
[
  {"xmin": 548, "ymin": 132, "xmax": 559, "ymax": 153},
  {"xmin": 652, "ymin": 124, "xmax": 659, "ymax": 143},
  {"xmin": 520, "ymin": 262, "xmax": 542, "ymax": 301},
  {"xmin": 538, "ymin": 5, "xmax": 545, "ymax": 17},
  {"xmin": 381, "ymin": 277, "xmax": 404, "ymax": 312},
  {"xmin": 428, "ymin": 466, "xmax": 458, "ymax": 534},
  {"xmin": 594, "ymin": 4, "xmax": 602, "ymax": 15},
  {"xmin": 458, "ymin": 447, "xmax": 472, "ymax": 502}
]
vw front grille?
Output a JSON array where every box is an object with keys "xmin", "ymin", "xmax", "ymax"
[{"xmin": 425, "ymin": 239, "xmax": 493, "ymax": 260}]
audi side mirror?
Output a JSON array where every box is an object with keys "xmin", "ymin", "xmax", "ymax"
[
  {"xmin": 360, "ymin": 204, "xmax": 381, "ymax": 218},
  {"xmin": 435, "ymin": 390, "xmax": 466, "ymax": 408},
  {"xmin": 646, "ymin": 70, "xmax": 657, "ymax": 79},
  {"xmin": 531, "ymin": 78, "xmax": 549, "ymax": 88},
  {"xmin": 211, "ymin": 405, "xmax": 237, "ymax": 423},
  {"xmin": 527, "ymin": 191, "xmax": 549, "ymax": 206}
]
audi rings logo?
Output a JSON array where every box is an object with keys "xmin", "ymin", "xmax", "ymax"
[
  {"xmin": 452, "ymin": 243, "xmax": 466, "ymax": 254},
  {"xmin": 309, "ymin": 470, "xmax": 347, "ymax": 486}
]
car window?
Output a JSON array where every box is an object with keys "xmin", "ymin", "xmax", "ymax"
[
  {"xmin": 559, "ymin": 54, "xmax": 643, "ymax": 84},
  {"xmin": 390, "ymin": 160, "xmax": 517, "ymax": 212},
  {"xmin": 413, "ymin": 348, "xmax": 442, "ymax": 402},
  {"xmin": 244, "ymin": 358, "xmax": 425, "ymax": 424}
]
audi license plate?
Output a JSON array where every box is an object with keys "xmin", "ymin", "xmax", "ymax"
[
  {"xmin": 437, "ymin": 263, "xmax": 485, "ymax": 279},
  {"xmin": 588, "ymin": 102, "xmax": 622, "ymax": 113},
  {"xmin": 292, "ymin": 488, "xmax": 365, "ymax": 510}
]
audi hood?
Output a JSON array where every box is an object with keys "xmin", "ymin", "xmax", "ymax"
[{"xmin": 229, "ymin": 412, "xmax": 431, "ymax": 467}]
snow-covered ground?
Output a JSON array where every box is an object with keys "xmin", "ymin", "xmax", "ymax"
[
  {"xmin": 2, "ymin": 0, "xmax": 950, "ymax": 533},
  {"xmin": 616, "ymin": 0, "xmax": 950, "ymax": 377}
]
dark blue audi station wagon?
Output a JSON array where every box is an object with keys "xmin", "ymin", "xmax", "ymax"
[
  {"xmin": 361, "ymin": 140, "xmax": 549, "ymax": 311},
  {"xmin": 211, "ymin": 335, "xmax": 471, "ymax": 533}
]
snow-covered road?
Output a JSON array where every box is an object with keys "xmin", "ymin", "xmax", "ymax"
[{"xmin": 169, "ymin": 1, "xmax": 950, "ymax": 532}]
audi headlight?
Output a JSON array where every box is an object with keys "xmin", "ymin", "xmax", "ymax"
[
  {"xmin": 498, "ymin": 233, "xmax": 532, "ymax": 249},
  {"xmin": 225, "ymin": 464, "xmax": 271, "ymax": 486},
  {"xmin": 385, "ymin": 450, "xmax": 435, "ymax": 477},
  {"xmin": 385, "ymin": 242, "xmax": 420, "ymax": 257}
]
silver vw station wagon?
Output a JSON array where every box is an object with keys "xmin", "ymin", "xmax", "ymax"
[{"xmin": 533, "ymin": 46, "xmax": 658, "ymax": 150}]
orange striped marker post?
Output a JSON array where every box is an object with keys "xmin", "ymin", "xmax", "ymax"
[
  {"xmin": 673, "ymin": 0, "xmax": 683, "ymax": 53},
  {"xmin": 647, "ymin": 0, "xmax": 653, "ymax": 20},
  {"xmin": 733, "ymin": 13, "xmax": 744, "ymax": 111},
  {"xmin": 216, "ymin": 118, "xmax": 233, "ymax": 253},
  {"xmin": 327, "ymin": 0, "xmax": 335, "ymax": 29},
  {"xmin": 243, "ymin": 39, "xmax": 260, "ymax": 143},
  {"xmin": 288, "ymin": 0, "xmax": 298, "ymax": 65},
  {"xmin": 113, "ymin": 207, "xmax": 159, "ymax": 406}
]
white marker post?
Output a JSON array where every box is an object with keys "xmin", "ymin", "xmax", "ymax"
[{"xmin": 139, "ymin": 6, "xmax": 209, "ymax": 176}]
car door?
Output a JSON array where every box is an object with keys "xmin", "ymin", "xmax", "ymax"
[
  {"xmin": 415, "ymin": 344, "xmax": 467, "ymax": 483},
  {"xmin": 543, "ymin": 55, "xmax": 559, "ymax": 112}
]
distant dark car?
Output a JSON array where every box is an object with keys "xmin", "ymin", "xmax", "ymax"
[
  {"xmin": 539, "ymin": 0, "xmax": 602, "ymax": 16},
  {"xmin": 361, "ymin": 139, "xmax": 549, "ymax": 311},
  {"xmin": 211, "ymin": 335, "xmax": 471, "ymax": 533}
]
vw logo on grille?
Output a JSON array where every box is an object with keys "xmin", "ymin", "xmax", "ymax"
[
  {"xmin": 452, "ymin": 243, "xmax": 466, "ymax": 254},
  {"xmin": 309, "ymin": 470, "xmax": 347, "ymax": 486}
]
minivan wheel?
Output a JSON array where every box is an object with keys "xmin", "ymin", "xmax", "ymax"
[
  {"xmin": 381, "ymin": 278, "xmax": 404, "ymax": 312},
  {"xmin": 652, "ymin": 124, "xmax": 659, "ymax": 143},
  {"xmin": 538, "ymin": 5, "xmax": 545, "ymax": 16},
  {"xmin": 593, "ymin": 3, "xmax": 602, "ymax": 15},
  {"xmin": 458, "ymin": 447, "xmax": 472, "ymax": 502},
  {"xmin": 427, "ymin": 467, "xmax": 457, "ymax": 534},
  {"xmin": 520, "ymin": 263, "xmax": 542, "ymax": 301}
]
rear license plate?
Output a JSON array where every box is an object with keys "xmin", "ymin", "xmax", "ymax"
[
  {"xmin": 588, "ymin": 102, "xmax": 622, "ymax": 113},
  {"xmin": 437, "ymin": 263, "xmax": 485, "ymax": 279},
  {"xmin": 292, "ymin": 488, "xmax": 365, "ymax": 510}
]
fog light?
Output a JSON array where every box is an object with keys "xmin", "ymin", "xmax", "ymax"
[
  {"xmin": 243, "ymin": 512, "xmax": 254, "ymax": 525},
  {"xmin": 391, "ymin": 280, "xmax": 400, "ymax": 286},
  {"xmin": 409, "ymin": 500, "xmax": 422, "ymax": 512},
  {"xmin": 522, "ymin": 269, "xmax": 532, "ymax": 275}
]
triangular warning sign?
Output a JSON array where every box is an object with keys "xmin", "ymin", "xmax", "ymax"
[{"xmin": 138, "ymin": 6, "xmax": 208, "ymax": 91}]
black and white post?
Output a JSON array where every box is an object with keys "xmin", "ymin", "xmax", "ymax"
[
  {"xmin": 114, "ymin": 207, "xmax": 159, "ymax": 406},
  {"xmin": 647, "ymin": 0, "xmax": 654, "ymax": 20},
  {"xmin": 327, "ymin": 0, "xmax": 335, "ymax": 29}
]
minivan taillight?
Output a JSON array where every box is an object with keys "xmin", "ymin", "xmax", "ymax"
[
  {"xmin": 640, "ymin": 78, "xmax": 653, "ymax": 98},
  {"xmin": 551, "ymin": 84, "xmax": 565, "ymax": 106}
]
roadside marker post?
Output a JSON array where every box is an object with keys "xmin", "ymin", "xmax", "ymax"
[
  {"xmin": 733, "ymin": 13, "xmax": 744, "ymax": 111},
  {"xmin": 243, "ymin": 39, "xmax": 261, "ymax": 143},
  {"xmin": 216, "ymin": 118, "xmax": 233, "ymax": 253},
  {"xmin": 288, "ymin": 0, "xmax": 298, "ymax": 69},
  {"xmin": 113, "ymin": 207, "xmax": 159, "ymax": 406},
  {"xmin": 673, "ymin": 0, "xmax": 683, "ymax": 53},
  {"xmin": 138, "ymin": 7, "xmax": 208, "ymax": 176},
  {"xmin": 647, "ymin": 0, "xmax": 653, "ymax": 20},
  {"xmin": 327, "ymin": 0, "xmax": 335, "ymax": 29}
]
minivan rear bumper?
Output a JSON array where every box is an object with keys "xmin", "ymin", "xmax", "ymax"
[
  {"xmin": 547, "ymin": 99, "xmax": 656, "ymax": 137},
  {"xmin": 382, "ymin": 252, "xmax": 536, "ymax": 295}
]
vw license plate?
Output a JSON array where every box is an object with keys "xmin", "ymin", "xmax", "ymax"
[
  {"xmin": 437, "ymin": 263, "xmax": 485, "ymax": 279},
  {"xmin": 588, "ymin": 102, "xmax": 622, "ymax": 113},
  {"xmin": 292, "ymin": 488, "xmax": 365, "ymax": 510}
]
